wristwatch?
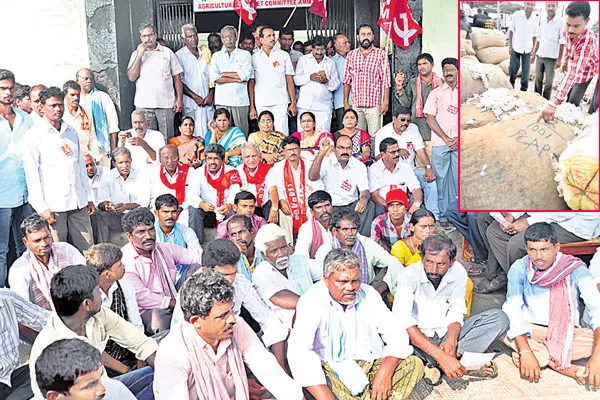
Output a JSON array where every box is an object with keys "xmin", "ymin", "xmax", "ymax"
[
  {"xmin": 272, "ymin": 206, "xmax": 279, "ymax": 212},
  {"xmin": 426, "ymin": 164, "xmax": 432, "ymax": 169}
]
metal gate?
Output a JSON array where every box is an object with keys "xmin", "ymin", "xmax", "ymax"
[
  {"xmin": 305, "ymin": 0, "xmax": 356, "ymax": 45},
  {"xmin": 155, "ymin": 0, "xmax": 194, "ymax": 51}
]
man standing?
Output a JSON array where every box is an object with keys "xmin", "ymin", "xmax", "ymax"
[
  {"xmin": 118, "ymin": 110, "xmax": 166, "ymax": 171},
  {"xmin": 237, "ymin": 142, "xmax": 278, "ymax": 221},
  {"xmin": 76, "ymin": 68, "xmax": 120, "ymax": 166},
  {"xmin": 14, "ymin": 84, "xmax": 32, "ymax": 114},
  {"xmin": 127, "ymin": 23, "xmax": 184, "ymax": 140},
  {"xmin": 343, "ymin": 24, "xmax": 390, "ymax": 136},
  {"xmin": 249, "ymin": 25, "xmax": 297, "ymax": 135},
  {"xmin": 539, "ymin": 1, "xmax": 599, "ymax": 122},
  {"xmin": 332, "ymin": 34, "xmax": 351, "ymax": 131},
  {"xmin": 210, "ymin": 25, "xmax": 253, "ymax": 136},
  {"xmin": 508, "ymin": 2, "xmax": 540, "ymax": 91},
  {"xmin": 62, "ymin": 80, "xmax": 101, "ymax": 162},
  {"xmin": 295, "ymin": 191, "xmax": 333, "ymax": 259},
  {"xmin": 154, "ymin": 194, "xmax": 200, "ymax": 251},
  {"xmin": 531, "ymin": 2, "xmax": 565, "ymax": 100},
  {"xmin": 294, "ymin": 36, "xmax": 340, "ymax": 132},
  {"xmin": 21, "ymin": 87, "xmax": 95, "ymax": 251},
  {"xmin": 279, "ymin": 28, "xmax": 304, "ymax": 68},
  {"xmin": 0, "ymin": 69, "xmax": 34, "ymax": 287},
  {"xmin": 176, "ymin": 24, "xmax": 214, "ymax": 138},
  {"xmin": 460, "ymin": 10, "xmax": 472, "ymax": 39},
  {"xmin": 424, "ymin": 58, "xmax": 459, "ymax": 226},
  {"xmin": 29, "ymin": 84, "xmax": 46, "ymax": 122}
]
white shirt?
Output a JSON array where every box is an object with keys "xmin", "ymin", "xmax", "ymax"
[
  {"xmin": 89, "ymin": 165, "xmax": 107, "ymax": 205},
  {"xmin": 374, "ymin": 122, "xmax": 424, "ymax": 168},
  {"xmin": 156, "ymin": 223, "xmax": 201, "ymax": 252},
  {"xmin": 101, "ymin": 281, "xmax": 144, "ymax": 332},
  {"xmin": 526, "ymin": 213, "xmax": 600, "ymax": 240},
  {"xmin": 510, "ymin": 10, "xmax": 541, "ymax": 54},
  {"xmin": 80, "ymin": 89, "xmax": 120, "ymax": 135},
  {"xmin": 128, "ymin": 43, "xmax": 184, "ymax": 109},
  {"xmin": 287, "ymin": 281, "xmax": 413, "ymax": 388},
  {"xmin": 251, "ymin": 48, "xmax": 295, "ymax": 107},
  {"xmin": 295, "ymin": 220, "xmax": 330, "ymax": 258},
  {"xmin": 9, "ymin": 242, "xmax": 86, "ymax": 302},
  {"xmin": 123, "ymin": 129, "xmax": 166, "ymax": 171},
  {"xmin": 209, "ymin": 47, "xmax": 253, "ymax": 106},
  {"xmin": 237, "ymin": 164, "xmax": 276, "ymax": 205},
  {"xmin": 188, "ymin": 165, "xmax": 241, "ymax": 207},
  {"xmin": 62, "ymin": 106, "xmax": 101, "ymax": 162},
  {"xmin": 272, "ymin": 159, "xmax": 323, "ymax": 203},
  {"xmin": 97, "ymin": 167, "xmax": 151, "ymax": 207},
  {"xmin": 149, "ymin": 165, "xmax": 194, "ymax": 226},
  {"xmin": 536, "ymin": 15, "xmax": 565, "ymax": 59},
  {"xmin": 368, "ymin": 159, "xmax": 421, "ymax": 199},
  {"xmin": 294, "ymin": 53, "xmax": 340, "ymax": 111},
  {"xmin": 21, "ymin": 119, "xmax": 93, "ymax": 213},
  {"xmin": 176, "ymin": 46, "xmax": 211, "ymax": 113},
  {"xmin": 392, "ymin": 261, "xmax": 468, "ymax": 338},
  {"xmin": 316, "ymin": 153, "xmax": 369, "ymax": 206}
]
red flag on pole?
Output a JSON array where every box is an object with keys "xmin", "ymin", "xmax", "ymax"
[
  {"xmin": 378, "ymin": 0, "xmax": 422, "ymax": 49},
  {"xmin": 309, "ymin": 0, "xmax": 327, "ymax": 28},
  {"xmin": 234, "ymin": 0, "xmax": 258, "ymax": 26}
]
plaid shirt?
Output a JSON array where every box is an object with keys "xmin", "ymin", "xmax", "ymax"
[
  {"xmin": 551, "ymin": 28, "xmax": 599, "ymax": 106},
  {"xmin": 370, "ymin": 212, "xmax": 411, "ymax": 252},
  {"xmin": 343, "ymin": 46, "xmax": 391, "ymax": 108}
]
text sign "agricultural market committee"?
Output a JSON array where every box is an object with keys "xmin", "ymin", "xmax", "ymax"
[{"xmin": 194, "ymin": 0, "xmax": 312, "ymax": 12}]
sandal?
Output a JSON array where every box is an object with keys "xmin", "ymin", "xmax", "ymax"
[
  {"xmin": 464, "ymin": 360, "xmax": 499, "ymax": 380},
  {"xmin": 423, "ymin": 366, "xmax": 443, "ymax": 386},
  {"xmin": 474, "ymin": 275, "xmax": 508, "ymax": 294},
  {"xmin": 467, "ymin": 261, "xmax": 487, "ymax": 276}
]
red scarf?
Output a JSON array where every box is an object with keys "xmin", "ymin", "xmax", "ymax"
[
  {"xmin": 415, "ymin": 72, "xmax": 443, "ymax": 118},
  {"xmin": 283, "ymin": 159, "xmax": 307, "ymax": 234},
  {"xmin": 159, "ymin": 163, "xmax": 190, "ymax": 205},
  {"xmin": 205, "ymin": 166, "xmax": 242, "ymax": 207},
  {"xmin": 243, "ymin": 163, "xmax": 273, "ymax": 206}
]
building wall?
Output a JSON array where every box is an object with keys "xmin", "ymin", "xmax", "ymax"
[
  {"xmin": 4, "ymin": 0, "xmax": 90, "ymax": 86},
  {"xmin": 422, "ymin": 0, "xmax": 458, "ymax": 77}
]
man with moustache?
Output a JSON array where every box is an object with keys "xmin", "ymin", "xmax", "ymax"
[
  {"xmin": 309, "ymin": 135, "xmax": 374, "ymax": 237},
  {"xmin": 531, "ymin": 2, "xmax": 565, "ymax": 100},
  {"xmin": 153, "ymin": 194, "xmax": 200, "ymax": 251},
  {"xmin": 538, "ymin": 1, "xmax": 599, "ymax": 122},
  {"xmin": 62, "ymin": 80, "xmax": 101, "ymax": 162},
  {"xmin": 508, "ymin": 1, "xmax": 540, "ymax": 92},
  {"xmin": 288, "ymin": 249, "xmax": 424, "ymax": 400},
  {"xmin": 343, "ymin": 24, "xmax": 390, "ymax": 136},
  {"xmin": 424, "ymin": 58, "xmax": 458, "ymax": 225},
  {"xmin": 177, "ymin": 24, "xmax": 214, "ymax": 136},
  {"xmin": 279, "ymin": 28, "xmax": 304, "ymax": 67},
  {"xmin": 332, "ymin": 33, "xmax": 351, "ymax": 131},
  {"xmin": 295, "ymin": 191, "xmax": 333, "ymax": 259},
  {"xmin": 393, "ymin": 235, "xmax": 508, "ymax": 385},
  {"xmin": 127, "ymin": 23, "xmax": 184, "ymax": 140},
  {"xmin": 29, "ymin": 84, "xmax": 46, "ymax": 122},
  {"xmin": 118, "ymin": 109, "xmax": 166, "ymax": 171},
  {"xmin": 215, "ymin": 191, "xmax": 266, "ymax": 240},
  {"xmin": 239, "ymin": 35, "xmax": 255, "ymax": 53},
  {"xmin": 502, "ymin": 223, "xmax": 600, "ymax": 387},
  {"xmin": 227, "ymin": 214, "xmax": 264, "ymax": 281},
  {"xmin": 120, "ymin": 207, "xmax": 203, "ymax": 334},
  {"xmin": 14, "ymin": 84, "xmax": 32, "ymax": 113}
]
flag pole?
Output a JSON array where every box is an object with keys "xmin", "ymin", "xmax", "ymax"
[
  {"xmin": 236, "ymin": 14, "xmax": 242, "ymax": 47},
  {"xmin": 283, "ymin": 0, "xmax": 303, "ymax": 29},
  {"xmin": 382, "ymin": 0, "xmax": 393, "ymax": 127}
]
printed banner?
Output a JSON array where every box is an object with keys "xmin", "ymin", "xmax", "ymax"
[{"xmin": 194, "ymin": 0, "xmax": 312, "ymax": 12}]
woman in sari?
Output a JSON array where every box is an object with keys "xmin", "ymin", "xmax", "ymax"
[
  {"xmin": 248, "ymin": 110, "xmax": 286, "ymax": 164},
  {"xmin": 204, "ymin": 108, "xmax": 246, "ymax": 167},
  {"xmin": 291, "ymin": 111, "xmax": 333, "ymax": 162},
  {"xmin": 168, "ymin": 116, "xmax": 204, "ymax": 168},
  {"xmin": 333, "ymin": 108, "xmax": 372, "ymax": 165}
]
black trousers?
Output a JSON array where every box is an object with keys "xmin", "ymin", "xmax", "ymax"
[{"xmin": 0, "ymin": 365, "xmax": 33, "ymax": 400}]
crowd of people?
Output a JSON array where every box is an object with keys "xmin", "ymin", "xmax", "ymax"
[{"xmin": 0, "ymin": 12, "xmax": 599, "ymax": 400}]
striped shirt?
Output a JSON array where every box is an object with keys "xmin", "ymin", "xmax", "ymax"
[
  {"xmin": 551, "ymin": 28, "xmax": 599, "ymax": 106},
  {"xmin": 343, "ymin": 46, "xmax": 391, "ymax": 108}
]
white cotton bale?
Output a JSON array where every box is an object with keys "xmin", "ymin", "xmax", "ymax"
[{"xmin": 460, "ymin": 59, "xmax": 511, "ymax": 104}]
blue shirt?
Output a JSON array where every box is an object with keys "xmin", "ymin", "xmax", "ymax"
[
  {"xmin": 0, "ymin": 108, "xmax": 33, "ymax": 208},
  {"xmin": 237, "ymin": 249, "xmax": 264, "ymax": 282},
  {"xmin": 332, "ymin": 53, "xmax": 351, "ymax": 110}
]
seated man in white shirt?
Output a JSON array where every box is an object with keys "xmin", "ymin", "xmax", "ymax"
[
  {"xmin": 393, "ymin": 234, "xmax": 509, "ymax": 385},
  {"xmin": 309, "ymin": 135, "xmax": 374, "ymax": 237},
  {"xmin": 118, "ymin": 110, "xmax": 166, "ymax": 171},
  {"xmin": 9, "ymin": 214, "xmax": 85, "ymax": 311},
  {"xmin": 253, "ymin": 223, "xmax": 321, "ymax": 330},
  {"xmin": 94, "ymin": 147, "xmax": 151, "ymax": 244},
  {"xmin": 227, "ymin": 215, "xmax": 264, "ymax": 282},
  {"xmin": 155, "ymin": 268, "xmax": 303, "ymax": 400},
  {"xmin": 295, "ymin": 190, "xmax": 333, "ymax": 259},
  {"xmin": 315, "ymin": 210, "xmax": 403, "ymax": 295},
  {"xmin": 287, "ymin": 249, "xmax": 424, "ymax": 399},
  {"xmin": 84, "ymin": 243, "xmax": 145, "ymax": 373},
  {"xmin": 374, "ymin": 107, "xmax": 438, "ymax": 220},
  {"xmin": 502, "ymin": 222, "xmax": 600, "ymax": 387},
  {"xmin": 153, "ymin": 194, "xmax": 200, "ymax": 252},
  {"xmin": 369, "ymin": 138, "xmax": 424, "ymax": 217},
  {"xmin": 187, "ymin": 143, "xmax": 241, "ymax": 244}
]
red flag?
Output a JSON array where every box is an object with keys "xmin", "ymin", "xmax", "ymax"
[
  {"xmin": 234, "ymin": 0, "xmax": 258, "ymax": 26},
  {"xmin": 378, "ymin": 0, "xmax": 422, "ymax": 49},
  {"xmin": 309, "ymin": 0, "xmax": 327, "ymax": 28}
]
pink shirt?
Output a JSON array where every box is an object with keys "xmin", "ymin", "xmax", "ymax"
[
  {"xmin": 154, "ymin": 318, "xmax": 303, "ymax": 400},
  {"xmin": 423, "ymin": 83, "xmax": 458, "ymax": 147},
  {"xmin": 121, "ymin": 242, "xmax": 202, "ymax": 312}
]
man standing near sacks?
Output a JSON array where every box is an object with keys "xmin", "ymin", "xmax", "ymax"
[{"xmin": 508, "ymin": 2, "xmax": 540, "ymax": 91}]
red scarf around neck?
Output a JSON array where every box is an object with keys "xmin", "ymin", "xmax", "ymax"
[
  {"xmin": 159, "ymin": 163, "xmax": 190, "ymax": 205},
  {"xmin": 283, "ymin": 159, "xmax": 307, "ymax": 234},
  {"xmin": 205, "ymin": 166, "xmax": 242, "ymax": 207},
  {"xmin": 415, "ymin": 72, "xmax": 443, "ymax": 118},
  {"xmin": 243, "ymin": 163, "xmax": 273, "ymax": 206}
]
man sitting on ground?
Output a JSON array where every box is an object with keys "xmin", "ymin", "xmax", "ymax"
[
  {"xmin": 9, "ymin": 214, "xmax": 85, "ymax": 311},
  {"xmin": 295, "ymin": 191, "xmax": 333, "ymax": 259},
  {"xmin": 154, "ymin": 194, "xmax": 201, "ymax": 251},
  {"xmin": 154, "ymin": 269, "xmax": 303, "ymax": 399},
  {"xmin": 288, "ymin": 249, "xmax": 424, "ymax": 399},
  {"xmin": 371, "ymin": 188, "xmax": 412, "ymax": 252},
  {"xmin": 315, "ymin": 210, "xmax": 403, "ymax": 294},
  {"xmin": 227, "ymin": 214, "xmax": 264, "ymax": 281},
  {"xmin": 215, "ymin": 191, "xmax": 267, "ymax": 240},
  {"xmin": 393, "ymin": 234, "xmax": 509, "ymax": 385},
  {"xmin": 118, "ymin": 110, "xmax": 165, "ymax": 171},
  {"xmin": 502, "ymin": 222, "xmax": 600, "ymax": 387},
  {"xmin": 85, "ymin": 152, "xmax": 106, "ymax": 207}
]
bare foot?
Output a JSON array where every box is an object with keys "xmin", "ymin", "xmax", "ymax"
[{"xmin": 548, "ymin": 361, "xmax": 585, "ymax": 385}]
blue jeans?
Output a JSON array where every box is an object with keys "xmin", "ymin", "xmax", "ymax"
[
  {"xmin": 0, "ymin": 203, "xmax": 34, "ymax": 287},
  {"xmin": 413, "ymin": 168, "xmax": 440, "ymax": 221},
  {"xmin": 431, "ymin": 145, "xmax": 458, "ymax": 222},
  {"xmin": 113, "ymin": 366, "xmax": 154, "ymax": 400},
  {"xmin": 446, "ymin": 200, "xmax": 488, "ymax": 263},
  {"xmin": 509, "ymin": 50, "xmax": 531, "ymax": 91}
]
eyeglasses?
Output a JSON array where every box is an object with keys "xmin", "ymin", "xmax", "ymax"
[
  {"xmin": 222, "ymin": 34, "xmax": 236, "ymax": 39},
  {"xmin": 259, "ymin": 119, "xmax": 272, "ymax": 123},
  {"xmin": 442, "ymin": 68, "xmax": 457, "ymax": 73},
  {"xmin": 300, "ymin": 120, "xmax": 314, "ymax": 123},
  {"xmin": 398, "ymin": 118, "xmax": 411, "ymax": 122}
]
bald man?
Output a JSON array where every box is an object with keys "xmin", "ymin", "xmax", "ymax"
[{"xmin": 76, "ymin": 68, "xmax": 120, "ymax": 166}]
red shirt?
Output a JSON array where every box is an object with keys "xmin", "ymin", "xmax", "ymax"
[{"xmin": 343, "ymin": 46, "xmax": 391, "ymax": 108}]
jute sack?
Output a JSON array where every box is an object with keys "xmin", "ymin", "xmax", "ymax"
[
  {"xmin": 460, "ymin": 30, "xmax": 467, "ymax": 39},
  {"xmin": 499, "ymin": 59, "xmax": 510, "ymax": 74},
  {"xmin": 476, "ymin": 46, "xmax": 510, "ymax": 64},
  {"xmin": 460, "ymin": 60, "xmax": 511, "ymax": 103},
  {"xmin": 460, "ymin": 113, "xmax": 578, "ymax": 210},
  {"xmin": 470, "ymin": 27, "xmax": 506, "ymax": 50},
  {"xmin": 461, "ymin": 39, "xmax": 475, "ymax": 56},
  {"xmin": 462, "ymin": 55, "xmax": 479, "ymax": 62},
  {"xmin": 499, "ymin": 59, "xmax": 536, "ymax": 79}
]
